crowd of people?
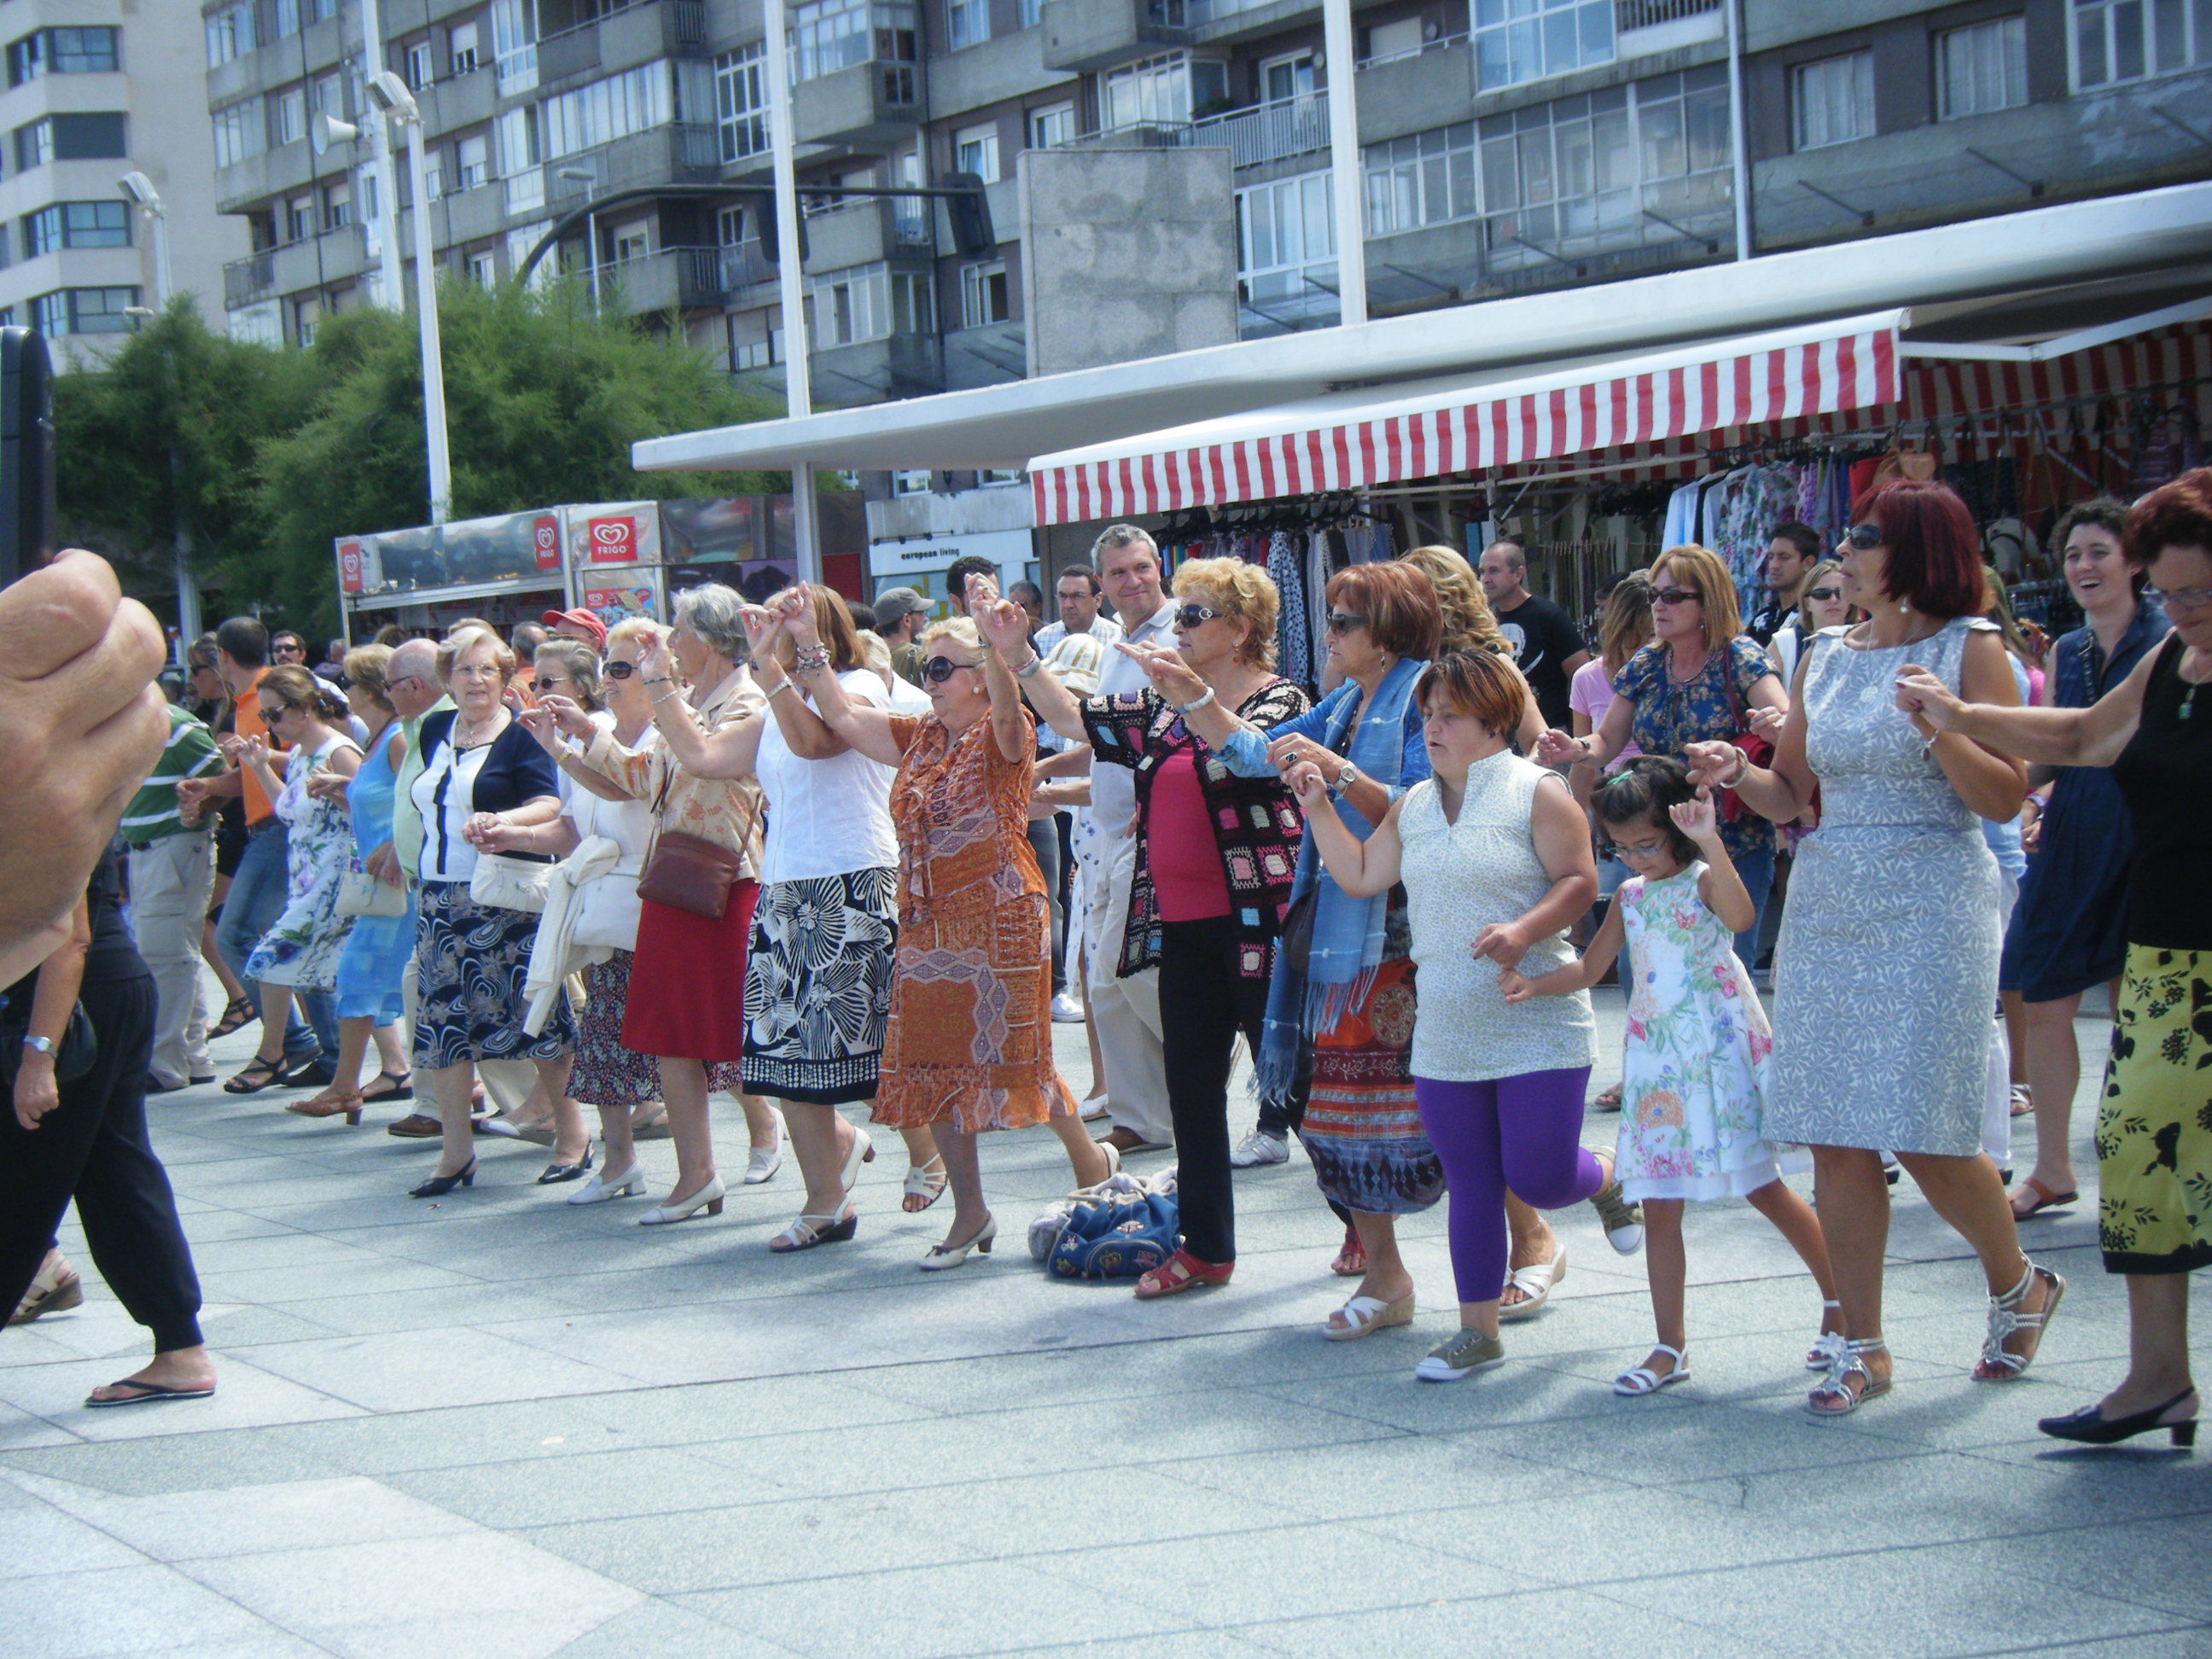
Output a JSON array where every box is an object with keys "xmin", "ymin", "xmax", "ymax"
[{"xmin": 4, "ymin": 470, "xmax": 2205, "ymax": 1452}]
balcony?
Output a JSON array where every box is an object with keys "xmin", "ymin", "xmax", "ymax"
[
  {"xmin": 1615, "ymin": 0, "xmax": 1726, "ymax": 52},
  {"xmin": 1039, "ymin": 0, "xmax": 1190, "ymax": 73},
  {"xmin": 791, "ymin": 61, "xmax": 921, "ymax": 148},
  {"xmin": 601, "ymin": 244, "xmax": 730, "ymax": 313},
  {"xmin": 224, "ymin": 247, "xmax": 276, "ymax": 310},
  {"xmin": 1189, "ymin": 90, "xmax": 1328, "ymax": 169},
  {"xmin": 1355, "ymin": 38, "xmax": 1474, "ymax": 145},
  {"xmin": 801, "ymin": 195, "xmax": 933, "ymax": 271},
  {"xmin": 422, "ymin": 65, "xmax": 498, "ymax": 132},
  {"xmin": 550, "ymin": 122, "xmax": 722, "ymax": 200},
  {"xmin": 224, "ymin": 221, "xmax": 368, "ymax": 310},
  {"xmin": 538, "ymin": 0, "xmax": 708, "ymax": 84}
]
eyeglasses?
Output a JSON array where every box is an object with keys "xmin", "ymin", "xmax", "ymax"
[
  {"xmin": 1650, "ymin": 587, "xmax": 1700, "ymax": 607},
  {"xmin": 919, "ymin": 655, "xmax": 983, "ymax": 684},
  {"xmin": 2145, "ymin": 584, "xmax": 2212, "ymax": 611},
  {"xmin": 1804, "ymin": 585, "xmax": 1844, "ymax": 602},
  {"xmin": 1324, "ymin": 613, "xmax": 1367, "ymax": 635},
  {"xmin": 273, "ymin": 642, "xmax": 305, "ymax": 656},
  {"xmin": 1172, "ymin": 603, "xmax": 1221, "ymax": 630},
  {"xmin": 1842, "ymin": 524, "xmax": 1884, "ymax": 551},
  {"xmin": 530, "ymin": 677, "xmax": 568, "ymax": 696},
  {"xmin": 602, "ymin": 660, "xmax": 637, "ymax": 680},
  {"xmin": 257, "ymin": 704, "xmax": 289, "ymax": 723},
  {"xmin": 1601, "ymin": 834, "xmax": 1674, "ymax": 861}
]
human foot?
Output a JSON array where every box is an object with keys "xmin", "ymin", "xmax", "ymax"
[{"xmin": 85, "ymin": 1348, "xmax": 216, "ymax": 1407}]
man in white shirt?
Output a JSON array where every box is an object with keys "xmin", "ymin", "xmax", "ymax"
[
  {"xmin": 1031, "ymin": 566, "xmax": 1121, "ymax": 1023},
  {"xmin": 1037, "ymin": 527, "xmax": 1176, "ymax": 1153}
]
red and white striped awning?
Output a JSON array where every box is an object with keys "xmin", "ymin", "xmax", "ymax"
[{"xmin": 1027, "ymin": 311, "xmax": 1904, "ymax": 527}]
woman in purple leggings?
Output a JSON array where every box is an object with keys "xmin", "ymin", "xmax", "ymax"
[{"xmin": 1290, "ymin": 649, "xmax": 1645, "ymax": 1382}]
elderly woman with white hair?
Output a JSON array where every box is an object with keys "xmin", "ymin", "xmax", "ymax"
[{"xmin": 542, "ymin": 584, "xmax": 783, "ymax": 1225}]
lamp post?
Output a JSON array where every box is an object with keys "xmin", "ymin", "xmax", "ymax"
[
  {"xmin": 762, "ymin": 0, "xmax": 819, "ymax": 584},
  {"xmin": 367, "ymin": 71, "xmax": 452, "ymax": 525},
  {"xmin": 556, "ymin": 166, "xmax": 598, "ymax": 306},
  {"xmin": 118, "ymin": 172, "xmax": 171, "ymax": 306},
  {"xmin": 121, "ymin": 298, "xmax": 201, "ymax": 644}
]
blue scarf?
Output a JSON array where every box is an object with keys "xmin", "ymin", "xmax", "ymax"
[{"xmin": 1254, "ymin": 655, "xmax": 1429, "ymax": 1102}]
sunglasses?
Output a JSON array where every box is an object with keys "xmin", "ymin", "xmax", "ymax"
[
  {"xmin": 1842, "ymin": 523, "xmax": 1883, "ymax": 550},
  {"xmin": 1324, "ymin": 613, "xmax": 1367, "ymax": 634},
  {"xmin": 1804, "ymin": 585, "xmax": 1844, "ymax": 602},
  {"xmin": 530, "ymin": 677, "xmax": 568, "ymax": 696},
  {"xmin": 602, "ymin": 660, "xmax": 637, "ymax": 680},
  {"xmin": 257, "ymin": 703, "xmax": 290, "ymax": 722},
  {"xmin": 1172, "ymin": 603, "xmax": 1221, "ymax": 630},
  {"xmin": 1650, "ymin": 587, "xmax": 1700, "ymax": 607},
  {"xmin": 274, "ymin": 643, "xmax": 305, "ymax": 655},
  {"xmin": 920, "ymin": 655, "xmax": 982, "ymax": 684}
]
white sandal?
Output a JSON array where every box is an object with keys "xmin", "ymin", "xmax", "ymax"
[
  {"xmin": 1614, "ymin": 1343, "xmax": 1690, "ymax": 1396},
  {"xmin": 1323, "ymin": 1291, "xmax": 1414, "ymax": 1342},
  {"xmin": 1806, "ymin": 1301, "xmax": 1847, "ymax": 1371},
  {"xmin": 903, "ymin": 1155, "xmax": 948, "ymax": 1212},
  {"xmin": 1498, "ymin": 1243, "xmax": 1565, "ymax": 1324}
]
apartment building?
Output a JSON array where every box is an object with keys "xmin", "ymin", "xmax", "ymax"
[
  {"xmin": 0, "ymin": 0, "xmax": 243, "ymax": 364},
  {"xmin": 203, "ymin": 0, "xmax": 2209, "ymax": 478}
]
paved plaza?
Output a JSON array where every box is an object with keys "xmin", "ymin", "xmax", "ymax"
[{"xmin": 3, "ymin": 984, "xmax": 2208, "ymax": 1659}]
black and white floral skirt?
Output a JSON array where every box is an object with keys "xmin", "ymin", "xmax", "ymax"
[
  {"xmin": 411, "ymin": 880, "xmax": 573, "ymax": 1069},
  {"xmin": 740, "ymin": 866, "xmax": 898, "ymax": 1104}
]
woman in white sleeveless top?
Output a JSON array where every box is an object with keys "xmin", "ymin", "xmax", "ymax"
[
  {"xmin": 1293, "ymin": 649, "xmax": 1641, "ymax": 1382},
  {"xmin": 1690, "ymin": 480, "xmax": 2064, "ymax": 1419}
]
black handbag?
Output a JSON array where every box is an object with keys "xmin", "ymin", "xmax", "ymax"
[
  {"xmin": 0, "ymin": 995, "xmax": 98, "ymax": 1091},
  {"xmin": 1277, "ymin": 888, "xmax": 1317, "ymax": 975}
]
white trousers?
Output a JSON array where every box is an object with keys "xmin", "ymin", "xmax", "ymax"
[
  {"xmin": 128, "ymin": 831, "xmax": 215, "ymax": 1089},
  {"xmin": 1079, "ymin": 825, "xmax": 1170, "ymax": 1145}
]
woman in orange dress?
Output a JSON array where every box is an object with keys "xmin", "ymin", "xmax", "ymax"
[{"xmin": 769, "ymin": 579, "xmax": 1114, "ymax": 1266}]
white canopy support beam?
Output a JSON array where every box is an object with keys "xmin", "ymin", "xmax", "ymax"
[{"xmin": 1903, "ymin": 293, "xmax": 2212, "ymax": 362}]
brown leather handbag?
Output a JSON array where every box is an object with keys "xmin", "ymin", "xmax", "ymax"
[{"xmin": 634, "ymin": 766, "xmax": 741, "ymax": 919}]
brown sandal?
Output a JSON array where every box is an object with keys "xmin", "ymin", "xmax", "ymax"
[{"xmin": 287, "ymin": 1092, "xmax": 364, "ymax": 1126}]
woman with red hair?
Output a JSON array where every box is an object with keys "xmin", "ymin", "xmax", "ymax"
[{"xmin": 1688, "ymin": 478, "xmax": 2061, "ymax": 1417}]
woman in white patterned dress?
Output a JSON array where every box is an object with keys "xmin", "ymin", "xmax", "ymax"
[{"xmin": 1687, "ymin": 480, "xmax": 2064, "ymax": 1417}]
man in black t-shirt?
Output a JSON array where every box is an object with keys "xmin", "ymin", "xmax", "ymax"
[
  {"xmin": 1477, "ymin": 540, "xmax": 1590, "ymax": 728},
  {"xmin": 1746, "ymin": 521, "xmax": 1822, "ymax": 645}
]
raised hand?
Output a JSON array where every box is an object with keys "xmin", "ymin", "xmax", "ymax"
[
  {"xmin": 1266, "ymin": 731, "xmax": 1335, "ymax": 777},
  {"xmin": 1533, "ymin": 727, "xmax": 1581, "ymax": 768},
  {"xmin": 977, "ymin": 596, "xmax": 1033, "ymax": 658},
  {"xmin": 1284, "ymin": 760, "xmax": 1331, "ymax": 809},
  {"xmin": 1669, "ymin": 783, "xmax": 1720, "ymax": 844},
  {"xmin": 963, "ymin": 569, "xmax": 1002, "ymax": 614},
  {"xmin": 738, "ymin": 605, "xmax": 779, "ymax": 660},
  {"xmin": 635, "ymin": 628, "xmax": 675, "ymax": 684},
  {"xmin": 239, "ymin": 736, "xmax": 272, "ymax": 771},
  {"xmin": 774, "ymin": 584, "xmax": 821, "ymax": 646},
  {"xmin": 1681, "ymin": 740, "xmax": 1743, "ymax": 789},
  {"xmin": 1115, "ymin": 639, "xmax": 1205, "ymax": 703},
  {"xmin": 536, "ymin": 692, "xmax": 597, "ymax": 740},
  {"xmin": 517, "ymin": 702, "xmax": 563, "ymax": 754},
  {"xmin": 1470, "ymin": 918, "xmax": 1531, "ymax": 969},
  {"xmin": 1893, "ymin": 664, "xmax": 1965, "ymax": 731}
]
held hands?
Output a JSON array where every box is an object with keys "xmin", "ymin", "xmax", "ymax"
[
  {"xmin": 1893, "ymin": 664, "xmax": 1964, "ymax": 735},
  {"xmin": 1114, "ymin": 639, "xmax": 1205, "ymax": 703},
  {"xmin": 517, "ymin": 702, "xmax": 563, "ymax": 754},
  {"xmin": 1266, "ymin": 732, "xmax": 1335, "ymax": 777},
  {"xmin": 738, "ymin": 605, "xmax": 780, "ymax": 662},
  {"xmin": 1668, "ymin": 783, "xmax": 1722, "ymax": 846},
  {"xmin": 1284, "ymin": 760, "xmax": 1332, "ymax": 809},
  {"xmin": 1681, "ymin": 740, "xmax": 1744, "ymax": 790},
  {"xmin": 1496, "ymin": 967, "xmax": 1536, "ymax": 1004},
  {"xmin": 771, "ymin": 583, "xmax": 820, "ymax": 648},
  {"xmin": 534, "ymin": 693, "xmax": 597, "ymax": 740},
  {"xmin": 1534, "ymin": 728, "xmax": 1582, "ymax": 768},
  {"xmin": 1470, "ymin": 919, "xmax": 1532, "ymax": 970},
  {"xmin": 977, "ymin": 595, "xmax": 1034, "ymax": 659},
  {"xmin": 462, "ymin": 811, "xmax": 504, "ymax": 850}
]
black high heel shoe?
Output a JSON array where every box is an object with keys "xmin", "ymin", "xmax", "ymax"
[
  {"xmin": 538, "ymin": 1144, "xmax": 594, "ymax": 1185},
  {"xmin": 409, "ymin": 1158, "xmax": 477, "ymax": 1199},
  {"xmin": 2039, "ymin": 1388, "xmax": 2197, "ymax": 1448}
]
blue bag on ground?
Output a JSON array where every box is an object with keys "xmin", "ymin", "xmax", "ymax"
[{"xmin": 1047, "ymin": 1189, "xmax": 1179, "ymax": 1279}]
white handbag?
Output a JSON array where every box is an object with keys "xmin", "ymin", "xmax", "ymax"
[
  {"xmin": 469, "ymin": 852, "xmax": 551, "ymax": 914},
  {"xmin": 570, "ymin": 869, "xmax": 644, "ymax": 952},
  {"xmin": 335, "ymin": 868, "xmax": 407, "ymax": 919}
]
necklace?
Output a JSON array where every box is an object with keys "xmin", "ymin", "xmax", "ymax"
[{"xmin": 2180, "ymin": 649, "xmax": 2209, "ymax": 721}]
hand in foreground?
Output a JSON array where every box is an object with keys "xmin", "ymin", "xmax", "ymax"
[
  {"xmin": 962, "ymin": 570, "xmax": 1002, "ymax": 615},
  {"xmin": 1893, "ymin": 664, "xmax": 1965, "ymax": 731},
  {"xmin": 1470, "ymin": 919, "xmax": 1532, "ymax": 969},
  {"xmin": 469, "ymin": 818, "xmax": 532, "ymax": 854},
  {"xmin": 12, "ymin": 1052, "xmax": 57, "ymax": 1131},
  {"xmin": 364, "ymin": 841, "xmax": 402, "ymax": 888},
  {"xmin": 738, "ymin": 605, "xmax": 780, "ymax": 662},
  {"xmin": 305, "ymin": 768, "xmax": 350, "ymax": 802},
  {"xmin": 1115, "ymin": 639, "xmax": 1207, "ymax": 704},
  {"xmin": 772, "ymin": 584, "xmax": 823, "ymax": 649},
  {"xmin": 976, "ymin": 595, "xmax": 1033, "ymax": 658},
  {"xmin": 1745, "ymin": 703, "xmax": 1788, "ymax": 745},
  {"xmin": 1266, "ymin": 731, "xmax": 1335, "ymax": 777},
  {"xmin": 462, "ymin": 811, "xmax": 504, "ymax": 849},
  {"xmin": 634, "ymin": 627, "xmax": 677, "ymax": 685},
  {"xmin": 1496, "ymin": 967, "xmax": 1535, "ymax": 1004},
  {"xmin": 535, "ymin": 693, "xmax": 597, "ymax": 740},
  {"xmin": 1681, "ymin": 740, "xmax": 1743, "ymax": 790},
  {"xmin": 1668, "ymin": 783, "xmax": 1721, "ymax": 845},
  {"xmin": 517, "ymin": 702, "xmax": 564, "ymax": 754},
  {"xmin": 1533, "ymin": 728, "xmax": 1582, "ymax": 768},
  {"xmin": 1284, "ymin": 760, "xmax": 1331, "ymax": 810}
]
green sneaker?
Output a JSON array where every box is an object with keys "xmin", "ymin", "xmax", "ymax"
[
  {"xmin": 1590, "ymin": 1179, "xmax": 1644, "ymax": 1254},
  {"xmin": 1416, "ymin": 1327, "xmax": 1505, "ymax": 1382}
]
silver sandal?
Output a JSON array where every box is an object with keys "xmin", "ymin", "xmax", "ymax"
[
  {"xmin": 1807, "ymin": 1336, "xmax": 1889, "ymax": 1417},
  {"xmin": 1973, "ymin": 1261, "xmax": 2064, "ymax": 1381}
]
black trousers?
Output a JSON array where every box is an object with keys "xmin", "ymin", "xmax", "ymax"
[
  {"xmin": 1026, "ymin": 818, "xmax": 1065, "ymax": 995},
  {"xmin": 1, "ymin": 975, "xmax": 204, "ymax": 1352}
]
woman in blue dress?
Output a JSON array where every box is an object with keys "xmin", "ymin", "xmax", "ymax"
[
  {"xmin": 290, "ymin": 646, "xmax": 416, "ymax": 1124},
  {"xmin": 1998, "ymin": 499, "xmax": 2166, "ymax": 1220}
]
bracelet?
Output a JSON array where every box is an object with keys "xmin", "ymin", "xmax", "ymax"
[
  {"xmin": 652, "ymin": 689, "xmax": 682, "ymax": 707},
  {"xmin": 642, "ymin": 676, "xmax": 674, "ymax": 685},
  {"xmin": 765, "ymin": 678, "xmax": 796, "ymax": 701},
  {"xmin": 793, "ymin": 646, "xmax": 831, "ymax": 673},
  {"xmin": 1171, "ymin": 686, "xmax": 1216, "ymax": 715},
  {"xmin": 1726, "ymin": 748, "xmax": 1751, "ymax": 787},
  {"xmin": 1013, "ymin": 653, "xmax": 1045, "ymax": 680}
]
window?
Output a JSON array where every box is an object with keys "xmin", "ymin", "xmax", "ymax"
[
  {"xmin": 1792, "ymin": 51, "xmax": 1873, "ymax": 150},
  {"xmin": 1102, "ymin": 53, "xmax": 1225, "ymax": 130},
  {"xmin": 953, "ymin": 119, "xmax": 1000, "ymax": 183},
  {"xmin": 612, "ymin": 221, "xmax": 651, "ymax": 263},
  {"xmin": 457, "ymin": 133, "xmax": 491, "ymax": 189},
  {"xmin": 20, "ymin": 113, "xmax": 129, "ymax": 172},
  {"xmin": 294, "ymin": 295, "xmax": 320, "ymax": 347},
  {"xmin": 541, "ymin": 62, "xmax": 672, "ymax": 160},
  {"xmin": 2072, "ymin": 0, "xmax": 2210, "ymax": 84},
  {"xmin": 9, "ymin": 27, "xmax": 120, "ymax": 84},
  {"xmin": 1028, "ymin": 101, "xmax": 1075, "ymax": 148},
  {"xmin": 323, "ymin": 179, "xmax": 351, "ymax": 230},
  {"xmin": 13, "ymin": 119, "xmax": 51, "ymax": 173},
  {"xmin": 405, "ymin": 40, "xmax": 434, "ymax": 88},
  {"xmin": 30, "ymin": 293, "xmax": 66, "ymax": 335},
  {"xmin": 25, "ymin": 201, "xmax": 131, "ymax": 255},
  {"xmin": 492, "ymin": 0, "xmax": 538, "ymax": 90},
  {"xmin": 1019, "ymin": 0, "xmax": 1040, "ymax": 23},
  {"xmin": 468, "ymin": 251, "xmax": 498, "ymax": 287},
  {"xmin": 1364, "ymin": 16, "xmax": 1423, "ymax": 65},
  {"xmin": 948, "ymin": 0, "xmax": 989, "ymax": 49},
  {"xmin": 1938, "ymin": 16, "xmax": 2028, "ymax": 117},
  {"xmin": 450, "ymin": 20, "xmax": 480, "ymax": 75},
  {"xmin": 892, "ymin": 268, "xmax": 933, "ymax": 333},
  {"xmin": 812, "ymin": 261, "xmax": 921, "ymax": 345},
  {"xmin": 1474, "ymin": 0, "xmax": 1613, "ymax": 92},
  {"xmin": 792, "ymin": 1, "xmax": 918, "ymax": 84},
  {"xmin": 424, "ymin": 151, "xmax": 445, "ymax": 200},
  {"xmin": 30, "ymin": 287, "xmax": 138, "ymax": 336},
  {"xmin": 313, "ymin": 73, "xmax": 344, "ymax": 119},
  {"xmin": 892, "ymin": 469, "xmax": 931, "ymax": 494},
  {"xmin": 211, "ymin": 100, "xmax": 265, "ymax": 167},
  {"xmin": 1365, "ymin": 122, "xmax": 1478, "ymax": 237},
  {"xmin": 273, "ymin": 86, "xmax": 306, "ymax": 146},
  {"xmin": 1237, "ymin": 170, "xmax": 1334, "ymax": 302},
  {"xmin": 286, "ymin": 195, "xmax": 316, "ymax": 242},
  {"xmin": 728, "ymin": 306, "xmax": 783, "ymax": 370},
  {"xmin": 960, "ymin": 259, "xmax": 1009, "ymax": 326},
  {"xmin": 206, "ymin": 4, "xmax": 255, "ymax": 68},
  {"xmin": 715, "ymin": 43, "xmax": 767, "ymax": 161}
]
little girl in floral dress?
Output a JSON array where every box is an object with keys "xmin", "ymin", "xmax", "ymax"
[{"xmin": 1501, "ymin": 758, "xmax": 1841, "ymax": 1395}]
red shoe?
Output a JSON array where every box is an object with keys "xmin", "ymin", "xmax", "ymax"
[
  {"xmin": 1134, "ymin": 1249, "xmax": 1233, "ymax": 1299},
  {"xmin": 1331, "ymin": 1222, "xmax": 1366, "ymax": 1278}
]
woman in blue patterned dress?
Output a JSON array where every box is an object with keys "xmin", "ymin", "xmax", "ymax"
[{"xmin": 1688, "ymin": 480, "xmax": 2061, "ymax": 1417}]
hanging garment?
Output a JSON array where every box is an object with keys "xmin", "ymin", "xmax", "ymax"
[{"xmin": 1267, "ymin": 530, "xmax": 1311, "ymax": 690}]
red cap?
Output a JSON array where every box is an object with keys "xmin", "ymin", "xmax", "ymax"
[{"xmin": 542, "ymin": 608, "xmax": 608, "ymax": 649}]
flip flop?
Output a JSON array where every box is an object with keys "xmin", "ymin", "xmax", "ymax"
[
  {"xmin": 2008, "ymin": 1175, "xmax": 2078, "ymax": 1220},
  {"xmin": 1498, "ymin": 1242, "xmax": 1566, "ymax": 1324},
  {"xmin": 84, "ymin": 1379, "xmax": 215, "ymax": 1409}
]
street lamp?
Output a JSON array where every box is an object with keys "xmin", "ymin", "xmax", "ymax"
[
  {"xmin": 117, "ymin": 171, "xmax": 171, "ymax": 307},
  {"xmin": 555, "ymin": 166, "xmax": 598, "ymax": 306},
  {"xmin": 365, "ymin": 70, "xmax": 451, "ymax": 526}
]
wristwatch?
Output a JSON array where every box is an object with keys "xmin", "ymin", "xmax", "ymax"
[
  {"xmin": 20, "ymin": 1035, "xmax": 54, "ymax": 1056},
  {"xmin": 1333, "ymin": 760, "xmax": 1358, "ymax": 793}
]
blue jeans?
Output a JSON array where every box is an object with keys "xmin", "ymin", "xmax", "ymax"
[
  {"xmin": 214, "ymin": 824, "xmax": 331, "ymax": 1060},
  {"xmin": 1731, "ymin": 840, "xmax": 1777, "ymax": 969}
]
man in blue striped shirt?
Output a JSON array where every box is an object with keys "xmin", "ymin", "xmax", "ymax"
[{"xmin": 120, "ymin": 703, "xmax": 224, "ymax": 1092}]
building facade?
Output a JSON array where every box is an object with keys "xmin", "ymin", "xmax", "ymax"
[
  {"xmin": 0, "ymin": 0, "xmax": 244, "ymax": 364},
  {"xmin": 202, "ymin": 0, "xmax": 2210, "ymax": 569}
]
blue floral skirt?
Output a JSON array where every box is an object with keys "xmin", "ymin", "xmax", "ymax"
[
  {"xmin": 741, "ymin": 868, "xmax": 898, "ymax": 1104},
  {"xmin": 410, "ymin": 880, "xmax": 573, "ymax": 1069}
]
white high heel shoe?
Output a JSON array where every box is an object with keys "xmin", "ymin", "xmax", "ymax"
[
  {"xmin": 919, "ymin": 1215, "xmax": 996, "ymax": 1271},
  {"xmin": 567, "ymin": 1161, "xmax": 644, "ymax": 1206},
  {"xmin": 637, "ymin": 1174, "xmax": 726, "ymax": 1225}
]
